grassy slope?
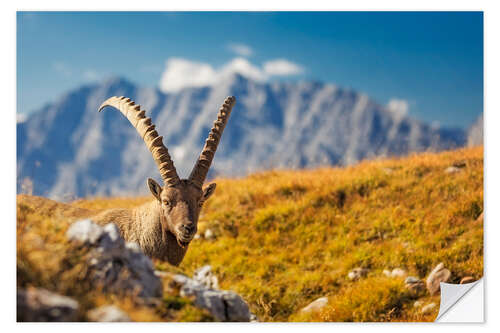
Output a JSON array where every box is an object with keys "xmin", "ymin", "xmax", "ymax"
[{"xmin": 17, "ymin": 146, "xmax": 483, "ymax": 322}]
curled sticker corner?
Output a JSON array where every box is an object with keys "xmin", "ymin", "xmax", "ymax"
[{"xmin": 435, "ymin": 278, "xmax": 483, "ymax": 322}]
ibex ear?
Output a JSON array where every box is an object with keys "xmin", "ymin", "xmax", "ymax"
[
  {"xmin": 202, "ymin": 183, "xmax": 216, "ymax": 202},
  {"xmin": 147, "ymin": 178, "xmax": 162, "ymax": 202}
]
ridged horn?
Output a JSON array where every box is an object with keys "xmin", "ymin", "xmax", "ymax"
[
  {"xmin": 189, "ymin": 96, "xmax": 236, "ymax": 189},
  {"xmin": 98, "ymin": 96, "xmax": 180, "ymax": 187}
]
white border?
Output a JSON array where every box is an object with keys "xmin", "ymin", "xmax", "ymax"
[{"xmin": 3, "ymin": 1, "xmax": 498, "ymax": 332}]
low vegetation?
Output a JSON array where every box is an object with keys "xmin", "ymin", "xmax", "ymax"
[{"xmin": 17, "ymin": 146, "xmax": 483, "ymax": 321}]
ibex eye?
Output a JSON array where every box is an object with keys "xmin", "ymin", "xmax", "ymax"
[{"xmin": 163, "ymin": 200, "xmax": 171, "ymax": 206}]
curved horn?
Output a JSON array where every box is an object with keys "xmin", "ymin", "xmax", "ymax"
[
  {"xmin": 98, "ymin": 96, "xmax": 180, "ymax": 187},
  {"xmin": 189, "ymin": 96, "xmax": 236, "ymax": 189}
]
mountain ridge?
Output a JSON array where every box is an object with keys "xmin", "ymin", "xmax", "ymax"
[{"xmin": 17, "ymin": 74, "xmax": 470, "ymax": 199}]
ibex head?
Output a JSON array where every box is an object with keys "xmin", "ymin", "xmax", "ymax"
[{"xmin": 98, "ymin": 96, "xmax": 236, "ymax": 247}]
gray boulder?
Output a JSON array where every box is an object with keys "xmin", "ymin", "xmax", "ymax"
[
  {"xmin": 171, "ymin": 270, "xmax": 251, "ymax": 322},
  {"xmin": 17, "ymin": 288, "xmax": 79, "ymax": 322},
  {"xmin": 405, "ymin": 276, "xmax": 425, "ymax": 293},
  {"xmin": 66, "ymin": 219, "xmax": 162, "ymax": 300}
]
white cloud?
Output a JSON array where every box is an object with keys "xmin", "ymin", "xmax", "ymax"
[
  {"xmin": 159, "ymin": 57, "xmax": 304, "ymax": 93},
  {"xmin": 387, "ymin": 98, "xmax": 409, "ymax": 117},
  {"xmin": 220, "ymin": 58, "xmax": 268, "ymax": 82},
  {"xmin": 227, "ymin": 43, "xmax": 253, "ymax": 57},
  {"xmin": 159, "ymin": 58, "xmax": 217, "ymax": 92},
  {"xmin": 263, "ymin": 59, "xmax": 304, "ymax": 76}
]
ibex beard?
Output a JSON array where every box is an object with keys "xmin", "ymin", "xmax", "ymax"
[{"xmin": 91, "ymin": 95, "xmax": 235, "ymax": 266}]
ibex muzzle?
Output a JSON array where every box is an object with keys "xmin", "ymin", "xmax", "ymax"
[{"xmin": 95, "ymin": 96, "xmax": 235, "ymax": 264}]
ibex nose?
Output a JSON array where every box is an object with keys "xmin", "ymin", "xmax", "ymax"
[{"xmin": 181, "ymin": 223, "xmax": 196, "ymax": 234}]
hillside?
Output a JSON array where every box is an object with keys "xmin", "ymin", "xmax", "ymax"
[
  {"xmin": 17, "ymin": 74, "xmax": 467, "ymax": 199},
  {"xmin": 17, "ymin": 146, "xmax": 483, "ymax": 322}
]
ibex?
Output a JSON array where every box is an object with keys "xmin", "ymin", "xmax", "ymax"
[{"xmin": 91, "ymin": 95, "xmax": 236, "ymax": 266}]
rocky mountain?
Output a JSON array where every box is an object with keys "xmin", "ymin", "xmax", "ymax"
[{"xmin": 17, "ymin": 74, "xmax": 467, "ymax": 199}]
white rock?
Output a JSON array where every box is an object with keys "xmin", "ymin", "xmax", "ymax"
[
  {"xmin": 193, "ymin": 265, "xmax": 219, "ymax": 289},
  {"xmin": 445, "ymin": 166, "xmax": 461, "ymax": 174},
  {"xmin": 17, "ymin": 288, "xmax": 79, "ymax": 322},
  {"xmin": 125, "ymin": 241, "xmax": 142, "ymax": 253},
  {"xmin": 383, "ymin": 269, "xmax": 392, "ymax": 277},
  {"xmin": 421, "ymin": 303, "xmax": 437, "ymax": 314},
  {"xmin": 204, "ymin": 228, "xmax": 215, "ymax": 240},
  {"xmin": 299, "ymin": 297, "xmax": 329, "ymax": 314},
  {"xmin": 66, "ymin": 219, "xmax": 103, "ymax": 244},
  {"xmin": 103, "ymin": 223, "xmax": 121, "ymax": 242},
  {"xmin": 87, "ymin": 305, "xmax": 130, "ymax": 322},
  {"xmin": 391, "ymin": 268, "xmax": 407, "ymax": 278},
  {"xmin": 98, "ymin": 223, "xmax": 124, "ymax": 250}
]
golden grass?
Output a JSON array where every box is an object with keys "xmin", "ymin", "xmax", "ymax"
[{"xmin": 17, "ymin": 146, "xmax": 483, "ymax": 322}]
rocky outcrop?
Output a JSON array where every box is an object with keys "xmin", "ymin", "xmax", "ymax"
[
  {"xmin": 17, "ymin": 287, "xmax": 79, "ymax": 322},
  {"xmin": 168, "ymin": 265, "xmax": 252, "ymax": 322},
  {"xmin": 19, "ymin": 220, "xmax": 254, "ymax": 322},
  {"xmin": 66, "ymin": 219, "xmax": 163, "ymax": 300}
]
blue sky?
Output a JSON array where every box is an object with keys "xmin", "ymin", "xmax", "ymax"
[{"xmin": 17, "ymin": 11, "xmax": 483, "ymax": 128}]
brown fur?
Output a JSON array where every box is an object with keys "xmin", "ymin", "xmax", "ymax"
[
  {"xmin": 17, "ymin": 187, "xmax": 213, "ymax": 267},
  {"xmin": 91, "ymin": 179, "xmax": 216, "ymax": 266},
  {"xmin": 89, "ymin": 95, "xmax": 233, "ymax": 265}
]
